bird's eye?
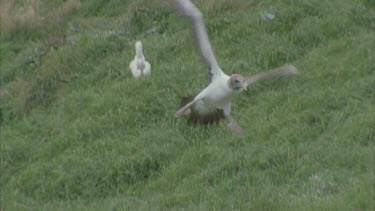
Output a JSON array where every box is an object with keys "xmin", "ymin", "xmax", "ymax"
[{"xmin": 235, "ymin": 80, "xmax": 240, "ymax": 84}]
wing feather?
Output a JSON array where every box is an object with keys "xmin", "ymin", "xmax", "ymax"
[
  {"xmin": 245, "ymin": 64, "xmax": 298, "ymax": 87},
  {"xmin": 168, "ymin": 0, "xmax": 224, "ymax": 81}
]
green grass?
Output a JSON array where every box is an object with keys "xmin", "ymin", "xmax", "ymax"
[{"xmin": 1, "ymin": 0, "xmax": 374, "ymax": 210}]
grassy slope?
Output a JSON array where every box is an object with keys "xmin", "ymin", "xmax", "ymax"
[{"xmin": 1, "ymin": 0, "xmax": 374, "ymax": 210}]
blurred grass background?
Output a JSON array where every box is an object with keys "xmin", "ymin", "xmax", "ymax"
[{"xmin": 1, "ymin": 0, "xmax": 374, "ymax": 210}]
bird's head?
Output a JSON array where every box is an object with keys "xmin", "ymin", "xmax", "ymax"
[
  {"xmin": 135, "ymin": 41, "xmax": 144, "ymax": 57},
  {"xmin": 229, "ymin": 74, "xmax": 247, "ymax": 91}
]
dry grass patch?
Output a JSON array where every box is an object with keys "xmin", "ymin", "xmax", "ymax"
[
  {"xmin": 0, "ymin": 0, "xmax": 81, "ymax": 40},
  {"xmin": 0, "ymin": 0, "xmax": 42, "ymax": 38}
]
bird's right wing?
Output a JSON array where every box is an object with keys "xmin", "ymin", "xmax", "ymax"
[
  {"xmin": 175, "ymin": 85, "xmax": 209, "ymax": 117},
  {"xmin": 144, "ymin": 61, "xmax": 151, "ymax": 75},
  {"xmin": 168, "ymin": 0, "xmax": 224, "ymax": 81},
  {"xmin": 245, "ymin": 64, "xmax": 298, "ymax": 87}
]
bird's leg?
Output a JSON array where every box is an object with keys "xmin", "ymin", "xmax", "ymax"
[
  {"xmin": 226, "ymin": 116, "xmax": 244, "ymax": 135},
  {"xmin": 222, "ymin": 103, "xmax": 244, "ymax": 135}
]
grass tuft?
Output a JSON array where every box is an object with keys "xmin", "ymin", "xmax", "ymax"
[{"xmin": 1, "ymin": 0, "xmax": 374, "ymax": 210}]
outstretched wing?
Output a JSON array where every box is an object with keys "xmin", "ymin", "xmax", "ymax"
[
  {"xmin": 245, "ymin": 64, "xmax": 298, "ymax": 87},
  {"xmin": 168, "ymin": 0, "xmax": 224, "ymax": 81}
]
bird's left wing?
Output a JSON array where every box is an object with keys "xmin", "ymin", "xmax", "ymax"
[
  {"xmin": 245, "ymin": 64, "xmax": 298, "ymax": 87},
  {"xmin": 168, "ymin": 0, "xmax": 224, "ymax": 81}
]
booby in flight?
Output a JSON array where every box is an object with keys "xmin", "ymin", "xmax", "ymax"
[
  {"xmin": 129, "ymin": 41, "xmax": 151, "ymax": 79},
  {"xmin": 169, "ymin": 0, "xmax": 298, "ymax": 135}
]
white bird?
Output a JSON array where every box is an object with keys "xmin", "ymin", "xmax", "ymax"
[
  {"xmin": 129, "ymin": 41, "xmax": 151, "ymax": 79},
  {"xmin": 169, "ymin": 0, "xmax": 298, "ymax": 135}
]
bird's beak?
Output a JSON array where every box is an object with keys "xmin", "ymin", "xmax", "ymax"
[{"xmin": 242, "ymin": 82, "xmax": 247, "ymax": 91}]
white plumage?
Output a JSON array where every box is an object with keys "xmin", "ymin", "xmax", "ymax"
[
  {"xmin": 170, "ymin": 0, "xmax": 298, "ymax": 135},
  {"xmin": 129, "ymin": 41, "xmax": 151, "ymax": 79}
]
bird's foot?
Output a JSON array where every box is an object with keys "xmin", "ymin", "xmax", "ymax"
[{"xmin": 227, "ymin": 116, "xmax": 244, "ymax": 136}]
